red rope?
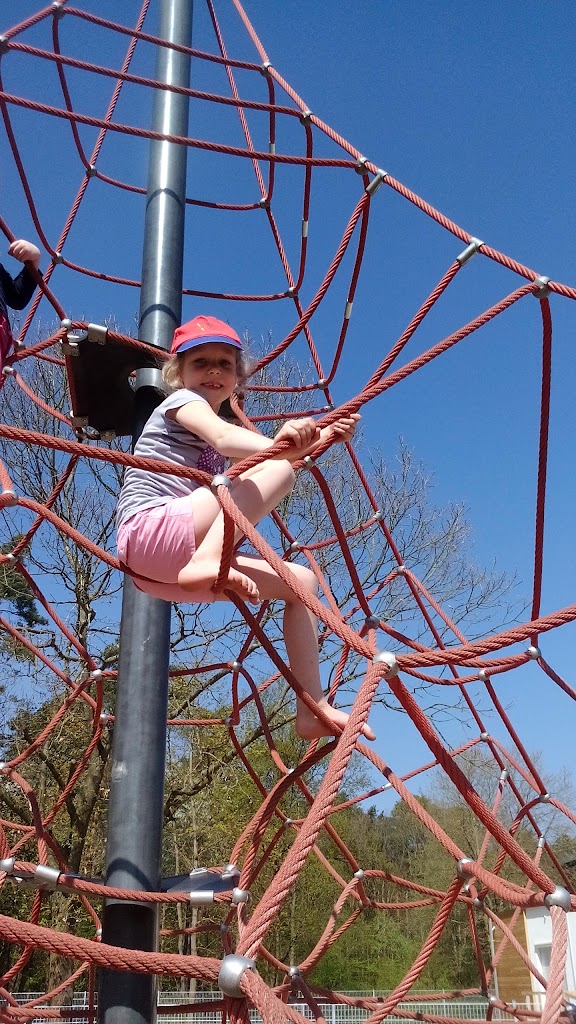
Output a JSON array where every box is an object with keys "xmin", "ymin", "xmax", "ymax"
[{"xmin": 1, "ymin": 3, "xmax": 575, "ymax": 1018}]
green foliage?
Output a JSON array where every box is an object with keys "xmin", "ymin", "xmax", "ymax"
[
  {"xmin": 0, "ymin": 535, "xmax": 48, "ymax": 627},
  {"xmin": 0, "ymin": 534, "xmax": 48, "ymax": 663}
]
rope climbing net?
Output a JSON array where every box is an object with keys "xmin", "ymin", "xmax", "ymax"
[{"xmin": 1, "ymin": 3, "xmax": 576, "ymax": 1023}]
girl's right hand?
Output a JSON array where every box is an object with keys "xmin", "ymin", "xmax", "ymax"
[{"xmin": 274, "ymin": 417, "xmax": 320, "ymax": 450}]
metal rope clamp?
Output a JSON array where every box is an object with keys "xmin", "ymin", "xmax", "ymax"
[
  {"xmin": 211, "ymin": 474, "xmax": 232, "ymax": 491},
  {"xmin": 218, "ymin": 954, "xmax": 255, "ymax": 998},
  {"xmin": 544, "ymin": 886, "xmax": 572, "ymax": 912},
  {"xmin": 533, "ymin": 275, "xmax": 551, "ymax": 299},
  {"xmin": 456, "ymin": 237, "xmax": 483, "ymax": 266},
  {"xmin": 373, "ymin": 650, "xmax": 398, "ymax": 677},
  {"xmin": 366, "ymin": 169, "xmax": 388, "ymax": 196},
  {"xmin": 35, "ymin": 864, "xmax": 61, "ymax": 890}
]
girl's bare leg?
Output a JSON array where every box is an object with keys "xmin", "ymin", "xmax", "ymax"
[
  {"xmin": 177, "ymin": 460, "xmax": 296, "ymax": 601},
  {"xmin": 230, "ymin": 553, "xmax": 376, "ymax": 742}
]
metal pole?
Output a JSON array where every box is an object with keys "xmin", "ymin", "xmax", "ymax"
[{"xmin": 99, "ymin": 3, "xmax": 192, "ymax": 1023}]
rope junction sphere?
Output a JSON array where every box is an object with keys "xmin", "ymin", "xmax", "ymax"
[{"xmin": 0, "ymin": 4, "xmax": 575, "ymax": 1024}]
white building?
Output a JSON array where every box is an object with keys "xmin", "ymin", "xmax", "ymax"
[{"xmin": 494, "ymin": 907, "xmax": 576, "ymax": 1009}]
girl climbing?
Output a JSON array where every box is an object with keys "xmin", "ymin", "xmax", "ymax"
[{"xmin": 117, "ymin": 315, "xmax": 375, "ymax": 741}]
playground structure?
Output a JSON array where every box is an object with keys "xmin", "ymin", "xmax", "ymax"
[{"xmin": 1, "ymin": 3, "xmax": 576, "ymax": 1024}]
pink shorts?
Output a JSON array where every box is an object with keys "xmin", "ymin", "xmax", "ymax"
[{"xmin": 117, "ymin": 496, "xmax": 215, "ymax": 604}]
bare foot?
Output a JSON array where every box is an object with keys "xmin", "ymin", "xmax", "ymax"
[
  {"xmin": 178, "ymin": 556, "xmax": 260, "ymax": 604},
  {"xmin": 295, "ymin": 698, "xmax": 376, "ymax": 741}
]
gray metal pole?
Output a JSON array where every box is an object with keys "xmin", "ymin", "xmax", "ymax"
[{"xmin": 99, "ymin": 3, "xmax": 192, "ymax": 1023}]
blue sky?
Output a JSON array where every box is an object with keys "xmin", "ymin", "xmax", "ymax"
[{"xmin": 2, "ymin": 0, "xmax": 576, "ymax": 804}]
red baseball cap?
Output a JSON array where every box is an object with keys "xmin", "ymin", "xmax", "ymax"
[{"xmin": 170, "ymin": 315, "xmax": 242, "ymax": 355}]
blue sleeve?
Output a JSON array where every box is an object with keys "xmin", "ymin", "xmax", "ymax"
[{"xmin": 0, "ymin": 263, "xmax": 38, "ymax": 311}]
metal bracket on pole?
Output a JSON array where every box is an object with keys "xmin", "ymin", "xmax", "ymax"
[{"xmin": 160, "ymin": 866, "xmax": 240, "ymax": 906}]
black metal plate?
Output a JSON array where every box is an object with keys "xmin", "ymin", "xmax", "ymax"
[{"xmin": 65, "ymin": 334, "xmax": 159, "ymax": 437}]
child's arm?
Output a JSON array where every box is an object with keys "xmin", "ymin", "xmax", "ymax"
[
  {"xmin": 173, "ymin": 400, "xmax": 321, "ymax": 460},
  {"xmin": 2, "ymin": 240, "xmax": 42, "ymax": 311},
  {"xmin": 173, "ymin": 400, "xmax": 359, "ymax": 461}
]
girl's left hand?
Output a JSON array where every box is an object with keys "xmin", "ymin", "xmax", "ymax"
[{"xmin": 330, "ymin": 413, "xmax": 360, "ymax": 443}]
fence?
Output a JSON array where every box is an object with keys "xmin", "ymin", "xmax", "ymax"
[{"xmin": 1, "ymin": 991, "xmax": 529, "ymax": 1024}]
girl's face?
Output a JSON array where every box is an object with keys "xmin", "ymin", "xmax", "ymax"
[{"xmin": 180, "ymin": 342, "xmax": 238, "ymax": 410}]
